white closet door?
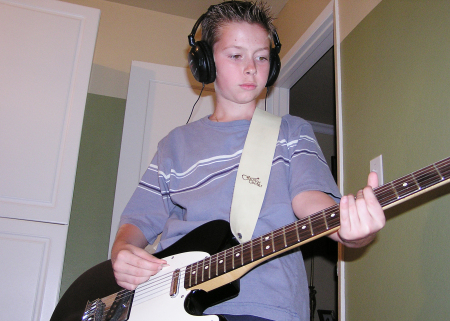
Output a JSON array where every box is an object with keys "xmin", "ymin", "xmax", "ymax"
[{"xmin": 0, "ymin": 0, "xmax": 99, "ymax": 320}]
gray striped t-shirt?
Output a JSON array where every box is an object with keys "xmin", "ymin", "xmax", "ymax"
[{"xmin": 120, "ymin": 114, "xmax": 340, "ymax": 320}]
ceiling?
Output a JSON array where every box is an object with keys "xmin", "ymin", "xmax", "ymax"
[{"xmin": 105, "ymin": 0, "xmax": 289, "ymax": 20}]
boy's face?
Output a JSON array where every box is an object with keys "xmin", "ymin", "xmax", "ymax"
[{"xmin": 213, "ymin": 22, "xmax": 271, "ymax": 109}]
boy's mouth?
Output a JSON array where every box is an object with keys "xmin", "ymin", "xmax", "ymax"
[{"xmin": 240, "ymin": 83, "xmax": 257, "ymax": 90}]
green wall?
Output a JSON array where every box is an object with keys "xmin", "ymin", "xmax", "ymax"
[
  {"xmin": 341, "ymin": 0, "xmax": 450, "ymax": 319},
  {"xmin": 60, "ymin": 93, "xmax": 125, "ymax": 296}
]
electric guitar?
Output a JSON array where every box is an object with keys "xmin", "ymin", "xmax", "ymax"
[{"xmin": 51, "ymin": 156, "xmax": 450, "ymax": 321}]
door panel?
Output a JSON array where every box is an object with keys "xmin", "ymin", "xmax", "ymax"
[
  {"xmin": 0, "ymin": 1, "xmax": 99, "ymax": 320},
  {"xmin": 0, "ymin": 218, "xmax": 68, "ymax": 321},
  {"xmin": 0, "ymin": 0, "xmax": 100, "ymax": 224}
]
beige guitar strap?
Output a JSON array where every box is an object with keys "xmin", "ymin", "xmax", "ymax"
[{"xmin": 230, "ymin": 108, "xmax": 282, "ymax": 243}]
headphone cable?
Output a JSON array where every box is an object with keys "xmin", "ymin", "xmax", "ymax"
[
  {"xmin": 186, "ymin": 83, "xmax": 205, "ymax": 124},
  {"xmin": 264, "ymin": 86, "xmax": 270, "ymax": 111}
]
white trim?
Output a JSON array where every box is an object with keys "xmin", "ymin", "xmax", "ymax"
[{"xmin": 333, "ymin": 1, "xmax": 346, "ymax": 320}]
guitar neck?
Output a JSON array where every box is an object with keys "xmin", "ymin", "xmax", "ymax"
[{"xmin": 184, "ymin": 156, "xmax": 450, "ymax": 292}]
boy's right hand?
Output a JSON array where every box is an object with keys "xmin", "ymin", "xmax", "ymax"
[{"xmin": 111, "ymin": 224, "xmax": 167, "ymax": 290}]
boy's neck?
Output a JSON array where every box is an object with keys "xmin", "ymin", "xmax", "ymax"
[{"xmin": 210, "ymin": 102, "xmax": 256, "ymax": 122}]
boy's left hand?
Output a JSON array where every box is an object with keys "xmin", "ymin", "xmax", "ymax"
[{"xmin": 337, "ymin": 171, "xmax": 386, "ymax": 247}]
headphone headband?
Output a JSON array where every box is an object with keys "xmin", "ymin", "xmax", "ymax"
[{"xmin": 187, "ymin": 3, "xmax": 282, "ymax": 86}]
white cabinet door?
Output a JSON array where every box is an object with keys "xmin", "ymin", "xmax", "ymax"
[
  {"xmin": 0, "ymin": 0, "xmax": 99, "ymax": 224},
  {"xmin": 0, "ymin": 218, "xmax": 68, "ymax": 321},
  {"xmin": 0, "ymin": 1, "xmax": 99, "ymax": 320}
]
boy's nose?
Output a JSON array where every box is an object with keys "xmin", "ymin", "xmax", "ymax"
[{"xmin": 244, "ymin": 59, "xmax": 256, "ymax": 75}]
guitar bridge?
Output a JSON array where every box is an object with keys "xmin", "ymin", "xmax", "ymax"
[
  {"xmin": 82, "ymin": 290, "xmax": 134, "ymax": 321},
  {"xmin": 82, "ymin": 299, "xmax": 105, "ymax": 321}
]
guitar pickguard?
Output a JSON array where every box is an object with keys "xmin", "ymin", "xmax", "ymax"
[{"xmin": 128, "ymin": 251, "xmax": 221, "ymax": 321}]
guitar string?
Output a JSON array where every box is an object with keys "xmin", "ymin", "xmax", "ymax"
[
  {"xmin": 213, "ymin": 157, "xmax": 450, "ymax": 263},
  {"xmin": 98, "ymin": 158, "xmax": 450, "ymax": 315},
  {"xmin": 115, "ymin": 158, "xmax": 450, "ymax": 305},
  {"xmin": 108, "ymin": 158, "xmax": 450, "ymax": 307},
  {"xmin": 98, "ymin": 268, "xmax": 184, "ymax": 317},
  {"xmin": 173, "ymin": 158, "xmax": 450, "ymax": 286}
]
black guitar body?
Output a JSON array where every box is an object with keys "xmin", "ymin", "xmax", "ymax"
[{"xmin": 51, "ymin": 220, "xmax": 238, "ymax": 321}]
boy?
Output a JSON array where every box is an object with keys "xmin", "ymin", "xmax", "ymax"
[{"xmin": 111, "ymin": 1, "xmax": 385, "ymax": 320}]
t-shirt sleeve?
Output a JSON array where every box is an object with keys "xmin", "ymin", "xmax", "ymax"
[
  {"xmin": 119, "ymin": 147, "xmax": 175, "ymax": 244},
  {"xmin": 286, "ymin": 116, "xmax": 341, "ymax": 202}
]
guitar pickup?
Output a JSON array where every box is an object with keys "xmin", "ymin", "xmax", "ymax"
[{"xmin": 170, "ymin": 268, "xmax": 181, "ymax": 297}]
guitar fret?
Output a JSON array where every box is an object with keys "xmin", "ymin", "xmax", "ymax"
[
  {"xmin": 201, "ymin": 259, "xmax": 204, "ymax": 282},
  {"xmin": 433, "ymin": 164, "xmax": 444, "ymax": 180},
  {"xmin": 224, "ymin": 249, "xmax": 227, "ymax": 273},
  {"xmin": 322, "ymin": 210, "xmax": 329, "ymax": 230},
  {"xmin": 260, "ymin": 236, "xmax": 264, "ymax": 257},
  {"xmin": 232, "ymin": 247, "xmax": 235, "ymax": 270},
  {"xmin": 411, "ymin": 173, "xmax": 420, "ymax": 190},
  {"xmin": 250, "ymin": 239, "xmax": 254, "ymax": 262},
  {"xmin": 195, "ymin": 261, "xmax": 199, "ymax": 285},
  {"xmin": 271, "ymin": 232, "xmax": 275, "ymax": 252},
  {"xmin": 283, "ymin": 226, "xmax": 287, "ymax": 247},
  {"xmin": 308, "ymin": 216, "xmax": 314, "ymax": 235},
  {"xmin": 216, "ymin": 253, "xmax": 219, "ymax": 277},
  {"xmin": 390, "ymin": 181, "xmax": 400, "ymax": 199},
  {"xmin": 295, "ymin": 221, "xmax": 300, "ymax": 242},
  {"xmin": 436, "ymin": 158, "xmax": 450, "ymax": 179},
  {"xmin": 208, "ymin": 256, "xmax": 212, "ymax": 280}
]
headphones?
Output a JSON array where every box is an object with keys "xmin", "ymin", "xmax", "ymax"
[{"xmin": 187, "ymin": 4, "xmax": 282, "ymax": 87}]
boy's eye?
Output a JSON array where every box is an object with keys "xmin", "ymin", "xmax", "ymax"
[
  {"xmin": 230, "ymin": 54, "xmax": 242, "ymax": 59},
  {"xmin": 257, "ymin": 56, "xmax": 269, "ymax": 61}
]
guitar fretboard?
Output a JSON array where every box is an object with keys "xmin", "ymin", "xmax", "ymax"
[{"xmin": 184, "ymin": 157, "xmax": 450, "ymax": 289}]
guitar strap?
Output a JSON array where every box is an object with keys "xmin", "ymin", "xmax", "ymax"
[{"xmin": 230, "ymin": 108, "xmax": 282, "ymax": 243}]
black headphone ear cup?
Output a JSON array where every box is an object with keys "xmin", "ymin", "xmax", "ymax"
[
  {"xmin": 266, "ymin": 48, "xmax": 281, "ymax": 87},
  {"xmin": 188, "ymin": 40, "xmax": 216, "ymax": 84}
]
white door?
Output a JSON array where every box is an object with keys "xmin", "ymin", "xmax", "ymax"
[
  {"xmin": 109, "ymin": 61, "xmax": 277, "ymax": 252},
  {"xmin": 109, "ymin": 62, "xmax": 215, "ymax": 252},
  {"xmin": 0, "ymin": 0, "xmax": 99, "ymax": 320}
]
